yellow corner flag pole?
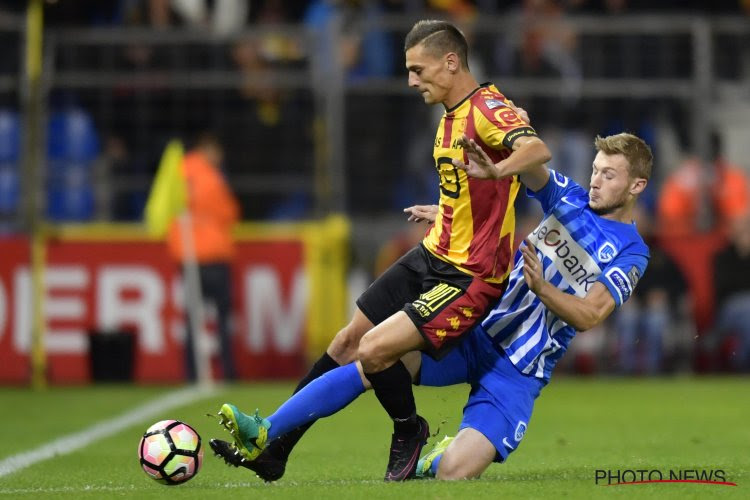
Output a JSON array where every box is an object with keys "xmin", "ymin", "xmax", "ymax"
[
  {"xmin": 145, "ymin": 140, "xmax": 212, "ymax": 386},
  {"xmin": 25, "ymin": 0, "xmax": 46, "ymax": 390}
]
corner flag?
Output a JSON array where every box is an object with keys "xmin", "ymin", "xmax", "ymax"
[{"xmin": 144, "ymin": 139, "xmax": 186, "ymax": 237}]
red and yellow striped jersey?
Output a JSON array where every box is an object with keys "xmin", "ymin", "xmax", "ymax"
[{"xmin": 423, "ymin": 83, "xmax": 538, "ymax": 283}]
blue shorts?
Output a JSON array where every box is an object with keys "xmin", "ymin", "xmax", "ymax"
[{"xmin": 419, "ymin": 325, "xmax": 546, "ymax": 462}]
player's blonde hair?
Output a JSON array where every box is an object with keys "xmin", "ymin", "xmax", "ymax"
[{"xmin": 594, "ymin": 133, "xmax": 652, "ymax": 180}]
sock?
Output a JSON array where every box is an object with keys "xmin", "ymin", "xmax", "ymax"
[
  {"xmin": 364, "ymin": 361, "xmax": 418, "ymax": 435},
  {"xmin": 430, "ymin": 454, "xmax": 443, "ymax": 477},
  {"xmin": 266, "ymin": 362, "xmax": 365, "ymax": 441},
  {"xmin": 293, "ymin": 352, "xmax": 340, "ymax": 394},
  {"xmin": 266, "ymin": 352, "xmax": 339, "ymax": 460}
]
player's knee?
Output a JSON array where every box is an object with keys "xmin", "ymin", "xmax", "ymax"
[
  {"xmin": 436, "ymin": 451, "xmax": 483, "ymax": 480},
  {"xmin": 328, "ymin": 322, "xmax": 364, "ymax": 364},
  {"xmin": 357, "ymin": 332, "xmax": 388, "ymax": 372}
]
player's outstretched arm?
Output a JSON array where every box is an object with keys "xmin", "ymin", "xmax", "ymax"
[
  {"xmin": 453, "ymin": 135, "xmax": 550, "ymax": 191},
  {"xmin": 404, "ymin": 204, "xmax": 438, "ymax": 223},
  {"xmin": 520, "ymin": 240, "xmax": 615, "ymax": 331}
]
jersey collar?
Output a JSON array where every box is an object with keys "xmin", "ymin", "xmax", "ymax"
[{"xmin": 444, "ymin": 82, "xmax": 492, "ymax": 114}]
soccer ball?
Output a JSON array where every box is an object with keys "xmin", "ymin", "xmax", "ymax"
[{"xmin": 138, "ymin": 420, "xmax": 203, "ymax": 485}]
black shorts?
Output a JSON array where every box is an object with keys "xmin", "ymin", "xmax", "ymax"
[{"xmin": 356, "ymin": 244, "xmax": 505, "ymax": 359}]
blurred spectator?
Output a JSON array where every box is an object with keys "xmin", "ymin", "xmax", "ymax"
[
  {"xmin": 150, "ymin": 0, "xmax": 248, "ymax": 35},
  {"xmin": 614, "ymin": 208, "xmax": 691, "ymax": 374},
  {"xmin": 710, "ymin": 213, "xmax": 750, "ymax": 372},
  {"xmin": 658, "ymin": 135, "xmax": 750, "ymax": 236},
  {"xmin": 304, "ymin": 0, "xmax": 395, "ymax": 84},
  {"xmin": 231, "ymin": 0, "xmax": 304, "ymax": 126},
  {"xmin": 495, "ymin": 0, "xmax": 581, "ymax": 103},
  {"xmin": 167, "ymin": 133, "xmax": 240, "ymax": 381}
]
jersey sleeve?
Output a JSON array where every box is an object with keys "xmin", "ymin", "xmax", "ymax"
[
  {"xmin": 598, "ymin": 249, "xmax": 649, "ymax": 308},
  {"xmin": 526, "ymin": 169, "xmax": 586, "ymax": 213},
  {"xmin": 472, "ymin": 98, "xmax": 538, "ymax": 151}
]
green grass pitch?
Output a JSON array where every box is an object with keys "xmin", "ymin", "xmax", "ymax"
[{"xmin": 0, "ymin": 377, "xmax": 747, "ymax": 499}]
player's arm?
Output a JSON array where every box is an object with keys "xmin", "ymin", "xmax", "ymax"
[
  {"xmin": 452, "ymin": 101, "xmax": 550, "ymax": 191},
  {"xmin": 455, "ymin": 135, "xmax": 551, "ymax": 192},
  {"xmin": 520, "ymin": 240, "xmax": 615, "ymax": 331}
]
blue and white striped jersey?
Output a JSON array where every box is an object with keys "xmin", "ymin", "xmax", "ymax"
[{"xmin": 481, "ymin": 169, "xmax": 649, "ymax": 381}]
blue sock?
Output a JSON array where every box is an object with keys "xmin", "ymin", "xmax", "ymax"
[
  {"xmin": 430, "ymin": 454, "xmax": 443, "ymax": 477},
  {"xmin": 267, "ymin": 362, "xmax": 365, "ymax": 441}
]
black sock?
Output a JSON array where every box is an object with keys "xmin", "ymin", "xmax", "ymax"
[
  {"xmin": 364, "ymin": 361, "xmax": 418, "ymax": 435},
  {"xmin": 266, "ymin": 352, "xmax": 340, "ymax": 461}
]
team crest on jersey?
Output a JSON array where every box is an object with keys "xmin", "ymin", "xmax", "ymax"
[
  {"xmin": 484, "ymin": 99, "xmax": 506, "ymax": 110},
  {"xmin": 514, "ymin": 421, "xmax": 527, "ymax": 442},
  {"xmin": 551, "ymin": 170, "xmax": 569, "ymax": 187},
  {"xmin": 598, "ymin": 242, "xmax": 617, "ymax": 263}
]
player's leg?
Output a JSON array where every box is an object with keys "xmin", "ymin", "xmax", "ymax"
[
  {"xmin": 215, "ymin": 351, "xmax": 425, "ymax": 465},
  {"xmin": 225, "ymin": 352, "xmax": 424, "ymax": 443},
  {"xmin": 262, "ymin": 308, "xmax": 374, "ymax": 457},
  {"xmin": 360, "ymin": 268, "xmax": 504, "ymax": 481},
  {"xmin": 220, "ymin": 315, "xmax": 426, "ymax": 462},
  {"xmin": 214, "ymin": 247, "xmax": 426, "ymax": 476},
  {"xmin": 358, "ymin": 313, "xmax": 431, "ymax": 481},
  {"xmin": 215, "ymin": 311, "xmax": 375, "ymax": 464},
  {"xmin": 259, "ymin": 247, "xmax": 427, "ymax": 462},
  {"xmin": 435, "ymin": 428, "xmax": 496, "ymax": 479},
  {"xmin": 415, "ymin": 328, "xmax": 483, "ymax": 478},
  {"xmin": 419, "ymin": 327, "xmax": 545, "ymax": 480}
]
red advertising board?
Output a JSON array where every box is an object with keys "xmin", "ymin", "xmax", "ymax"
[{"xmin": 0, "ymin": 237, "xmax": 308, "ymax": 383}]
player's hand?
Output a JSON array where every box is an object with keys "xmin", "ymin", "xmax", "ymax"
[
  {"xmin": 506, "ymin": 100, "xmax": 531, "ymax": 125},
  {"xmin": 453, "ymin": 134, "xmax": 498, "ymax": 179},
  {"xmin": 520, "ymin": 239, "xmax": 545, "ymax": 293},
  {"xmin": 404, "ymin": 204, "xmax": 438, "ymax": 223}
]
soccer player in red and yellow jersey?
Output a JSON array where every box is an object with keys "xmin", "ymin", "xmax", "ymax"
[{"xmin": 213, "ymin": 20, "xmax": 551, "ymax": 482}]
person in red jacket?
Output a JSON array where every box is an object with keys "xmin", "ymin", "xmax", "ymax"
[{"xmin": 168, "ymin": 133, "xmax": 240, "ymax": 381}]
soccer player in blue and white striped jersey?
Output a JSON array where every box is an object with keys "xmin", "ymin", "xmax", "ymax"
[{"xmin": 410, "ymin": 121, "xmax": 652, "ymax": 479}]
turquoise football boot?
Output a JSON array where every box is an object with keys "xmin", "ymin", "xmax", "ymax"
[{"xmin": 217, "ymin": 403, "xmax": 271, "ymax": 461}]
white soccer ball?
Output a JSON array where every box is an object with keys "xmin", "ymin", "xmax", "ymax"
[{"xmin": 137, "ymin": 420, "xmax": 203, "ymax": 485}]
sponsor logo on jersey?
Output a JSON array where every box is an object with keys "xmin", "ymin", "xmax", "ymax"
[
  {"xmin": 598, "ymin": 242, "xmax": 617, "ymax": 263},
  {"xmin": 560, "ymin": 195, "xmax": 579, "ymax": 208},
  {"xmin": 514, "ymin": 421, "xmax": 527, "ymax": 441},
  {"xmin": 529, "ymin": 215, "xmax": 602, "ymax": 296},
  {"xmin": 484, "ymin": 99, "xmax": 506, "ymax": 109}
]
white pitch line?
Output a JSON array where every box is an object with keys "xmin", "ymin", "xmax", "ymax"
[{"xmin": 0, "ymin": 384, "xmax": 220, "ymax": 478}]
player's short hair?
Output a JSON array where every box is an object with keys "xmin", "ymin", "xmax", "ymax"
[
  {"xmin": 594, "ymin": 133, "xmax": 652, "ymax": 180},
  {"xmin": 404, "ymin": 20, "xmax": 469, "ymax": 69}
]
